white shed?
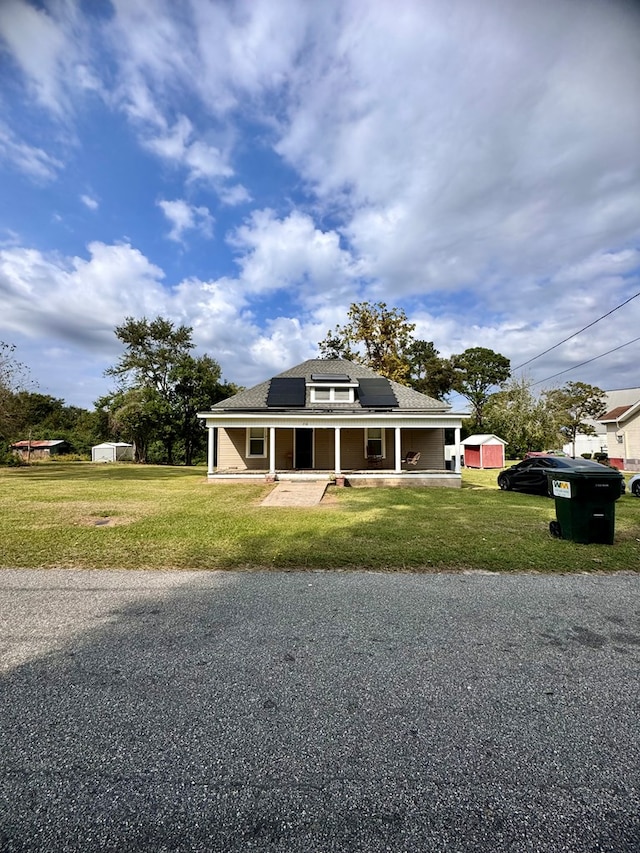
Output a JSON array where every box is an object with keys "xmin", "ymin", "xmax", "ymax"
[{"xmin": 91, "ymin": 442, "xmax": 134, "ymax": 463}]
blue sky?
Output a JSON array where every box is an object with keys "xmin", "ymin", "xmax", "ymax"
[{"xmin": 1, "ymin": 0, "xmax": 639, "ymax": 409}]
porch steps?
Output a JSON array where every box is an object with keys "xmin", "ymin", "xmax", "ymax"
[{"xmin": 260, "ymin": 481, "xmax": 328, "ymax": 507}]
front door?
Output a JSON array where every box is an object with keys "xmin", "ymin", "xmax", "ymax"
[{"xmin": 294, "ymin": 429, "xmax": 313, "ymax": 469}]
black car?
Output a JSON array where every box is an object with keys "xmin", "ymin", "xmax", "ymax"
[
  {"xmin": 497, "ymin": 456, "xmax": 582, "ymax": 496},
  {"xmin": 498, "ymin": 456, "xmax": 626, "ymax": 496}
]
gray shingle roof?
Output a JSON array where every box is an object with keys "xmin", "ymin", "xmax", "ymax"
[{"xmin": 211, "ymin": 359, "xmax": 449, "ymax": 412}]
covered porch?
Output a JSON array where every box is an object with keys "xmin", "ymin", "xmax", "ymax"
[{"xmin": 203, "ymin": 414, "xmax": 463, "ymax": 487}]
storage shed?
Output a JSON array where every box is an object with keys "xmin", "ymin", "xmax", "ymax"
[
  {"xmin": 461, "ymin": 434, "xmax": 506, "ymax": 469},
  {"xmin": 91, "ymin": 442, "xmax": 134, "ymax": 463}
]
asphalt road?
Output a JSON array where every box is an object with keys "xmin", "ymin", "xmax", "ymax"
[{"xmin": 0, "ymin": 569, "xmax": 639, "ymax": 852}]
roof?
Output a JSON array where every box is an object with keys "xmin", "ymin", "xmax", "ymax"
[
  {"xmin": 599, "ymin": 400, "xmax": 640, "ymax": 424},
  {"xmin": 599, "ymin": 405, "xmax": 632, "ymax": 421},
  {"xmin": 460, "ymin": 434, "xmax": 506, "ymax": 446},
  {"xmin": 11, "ymin": 440, "xmax": 68, "ymax": 448},
  {"xmin": 209, "ymin": 359, "xmax": 450, "ymax": 413},
  {"xmin": 92, "ymin": 442, "xmax": 133, "ymax": 448}
]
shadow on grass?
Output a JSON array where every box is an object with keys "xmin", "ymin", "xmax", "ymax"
[{"xmin": 7, "ymin": 463, "xmax": 206, "ymax": 482}]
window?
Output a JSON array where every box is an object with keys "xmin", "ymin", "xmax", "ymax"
[
  {"xmin": 247, "ymin": 427, "xmax": 267, "ymax": 457},
  {"xmin": 309, "ymin": 385, "xmax": 355, "ymax": 403},
  {"xmin": 365, "ymin": 428, "xmax": 385, "ymax": 458}
]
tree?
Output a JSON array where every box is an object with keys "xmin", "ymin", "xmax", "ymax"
[
  {"xmin": 97, "ymin": 388, "xmax": 157, "ymax": 464},
  {"xmin": 0, "ymin": 342, "xmax": 32, "ymax": 453},
  {"xmin": 318, "ymin": 302, "xmax": 416, "ymax": 382},
  {"xmin": 103, "ymin": 316, "xmax": 233, "ymax": 464},
  {"xmin": 405, "ymin": 340, "xmax": 455, "ymax": 401},
  {"xmin": 544, "ymin": 382, "xmax": 607, "ymax": 457},
  {"xmin": 172, "ymin": 354, "xmax": 241, "ymax": 466},
  {"xmin": 450, "ymin": 347, "xmax": 511, "ymax": 429},
  {"xmin": 484, "ymin": 377, "xmax": 559, "ymax": 458},
  {"xmin": 106, "ymin": 317, "xmax": 194, "ymax": 397}
]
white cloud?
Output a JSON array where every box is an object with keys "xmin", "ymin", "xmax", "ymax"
[
  {"xmin": 80, "ymin": 194, "xmax": 99, "ymax": 211},
  {"xmin": 0, "ymin": 123, "xmax": 63, "ymax": 182},
  {"xmin": 0, "ymin": 0, "xmax": 90, "ymax": 116},
  {"xmin": 143, "ymin": 114, "xmax": 234, "ymax": 190},
  {"xmin": 157, "ymin": 198, "xmax": 214, "ymax": 243},
  {"xmin": 228, "ymin": 209, "xmax": 361, "ymax": 303}
]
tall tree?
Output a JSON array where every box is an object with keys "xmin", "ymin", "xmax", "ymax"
[
  {"xmin": 544, "ymin": 382, "xmax": 607, "ymax": 458},
  {"xmin": 405, "ymin": 340, "xmax": 455, "ymax": 400},
  {"xmin": 172, "ymin": 354, "xmax": 240, "ymax": 466},
  {"xmin": 0, "ymin": 342, "xmax": 32, "ymax": 450},
  {"xmin": 318, "ymin": 302, "xmax": 416, "ymax": 382},
  {"xmin": 450, "ymin": 347, "xmax": 511, "ymax": 428},
  {"xmin": 106, "ymin": 316, "xmax": 194, "ymax": 397},
  {"xmin": 103, "ymin": 316, "xmax": 233, "ymax": 464},
  {"xmin": 484, "ymin": 376, "xmax": 559, "ymax": 458}
]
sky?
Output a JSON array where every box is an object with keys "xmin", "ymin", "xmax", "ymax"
[{"xmin": 1, "ymin": 0, "xmax": 639, "ymax": 410}]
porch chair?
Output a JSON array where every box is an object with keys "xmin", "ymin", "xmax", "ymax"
[{"xmin": 402, "ymin": 451, "xmax": 421, "ymax": 466}]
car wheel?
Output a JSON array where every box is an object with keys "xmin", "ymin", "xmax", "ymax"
[
  {"xmin": 498, "ymin": 474, "xmax": 511, "ymax": 491},
  {"xmin": 633, "ymin": 481, "xmax": 640, "ymax": 498}
]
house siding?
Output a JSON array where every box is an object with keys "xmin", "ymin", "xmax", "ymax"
[
  {"xmin": 216, "ymin": 426, "xmax": 446, "ymax": 471},
  {"xmin": 606, "ymin": 414, "xmax": 640, "ymax": 472}
]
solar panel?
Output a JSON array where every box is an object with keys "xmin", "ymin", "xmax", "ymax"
[
  {"xmin": 266, "ymin": 377, "xmax": 306, "ymax": 407},
  {"xmin": 310, "ymin": 373, "xmax": 351, "ymax": 382},
  {"xmin": 357, "ymin": 378, "xmax": 399, "ymax": 407}
]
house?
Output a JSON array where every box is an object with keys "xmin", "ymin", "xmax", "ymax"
[
  {"xmin": 460, "ymin": 434, "xmax": 507, "ymax": 469},
  {"xmin": 598, "ymin": 396, "xmax": 640, "ymax": 472},
  {"xmin": 11, "ymin": 439, "xmax": 71, "ymax": 460},
  {"xmin": 197, "ymin": 358, "xmax": 467, "ymax": 487},
  {"xmin": 91, "ymin": 442, "xmax": 134, "ymax": 463},
  {"xmin": 563, "ymin": 387, "xmax": 640, "ymax": 459}
]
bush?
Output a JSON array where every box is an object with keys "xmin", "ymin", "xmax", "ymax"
[
  {"xmin": 581, "ymin": 453, "xmax": 592, "ymax": 459},
  {"xmin": 0, "ymin": 448, "xmax": 27, "ymax": 467}
]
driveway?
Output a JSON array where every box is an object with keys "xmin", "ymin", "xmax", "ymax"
[{"xmin": 0, "ymin": 569, "xmax": 639, "ymax": 852}]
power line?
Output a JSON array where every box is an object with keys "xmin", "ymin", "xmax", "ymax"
[
  {"xmin": 531, "ymin": 335, "xmax": 640, "ymax": 386},
  {"xmin": 513, "ymin": 289, "xmax": 640, "ymax": 370}
]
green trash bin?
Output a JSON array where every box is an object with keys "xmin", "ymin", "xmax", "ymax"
[{"xmin": 546, "ymin": 460, "xmax": 624, "ymax": 545}]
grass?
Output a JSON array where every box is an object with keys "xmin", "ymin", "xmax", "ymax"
[{"xmin": 0, "ymin": 462, "xmax": 638, "ymax": 573}]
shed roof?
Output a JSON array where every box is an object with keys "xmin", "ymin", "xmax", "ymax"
[
  {"xmin": 460, "ymin": 434, "xmax": 506, "ymax": 446},
  {"xmin": 11, "ymin": 439, "xmax": 68, "ymax": 448},
  {"xmin": 92, "ymin": 442, "xmax": 133, "ymax": 448}
]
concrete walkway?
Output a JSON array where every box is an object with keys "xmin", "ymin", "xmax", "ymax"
[{"xmin": 260, "ymin": 480, "xmax": 328, "ymax": 507}]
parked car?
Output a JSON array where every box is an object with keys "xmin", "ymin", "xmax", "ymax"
[
  {"xmin": 497, "ymin": 456, "xmax": 617, "ymax": 496},
  {"xmin": 628, "ymin": 474, "xmax": 640, "ymax": 497},
  {"xmin": 523, "ymin": 450, "xmax": 567, "ymax": 459}
]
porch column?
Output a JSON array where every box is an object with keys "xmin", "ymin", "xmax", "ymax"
[
  {"xmin": 269, "ymin": 427, "xmax": 276, "ymax": 475},
  {"xmin": 207, "ymin": 426, "xmax": 215, "ymax": 476},
  {"xmin": 454, "ymin": 427, "xmax": 461, "ymax": 473},
  {"xmin": 334, "ymin": 427, "xmax": 341, "ymax": 474},
  {"xmin": 394, "ymin": 427, "xmax": 402, "ymax": 473}
]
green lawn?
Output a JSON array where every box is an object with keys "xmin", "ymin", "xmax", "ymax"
[{"xmin": 0, "ymin": 463, "xmax": 638, "ymax": 572}]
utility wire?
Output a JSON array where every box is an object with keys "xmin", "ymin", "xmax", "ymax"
[
  {"xmin": 531, "ymin": 335, "xmax": 640, "ymax": 386},
  {"xmin": 513, "ymin": 289, "xmax": 640, "ymax": 370}
]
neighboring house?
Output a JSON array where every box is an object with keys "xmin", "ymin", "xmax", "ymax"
[
  {"xmin": 565, "ymin": 387, "xmax": 640, "ymax": 468},
  {"xmin": 197, "ymin": 358, "xmax": 467, "ymax": 487},
  {"xmin": 598, "ymin": 398, "xmax": 640, "ymax": 472},
  {"xmin": 11, "ymin": 439, "xmax": 70, "ymax": 460},
  {"xmin": 461, "ymin": 434, "xmax": 507, "ymax": 469},
  {"xmin": 91, "ymin": 442, "xmax": 134, "ymax": 463}
]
